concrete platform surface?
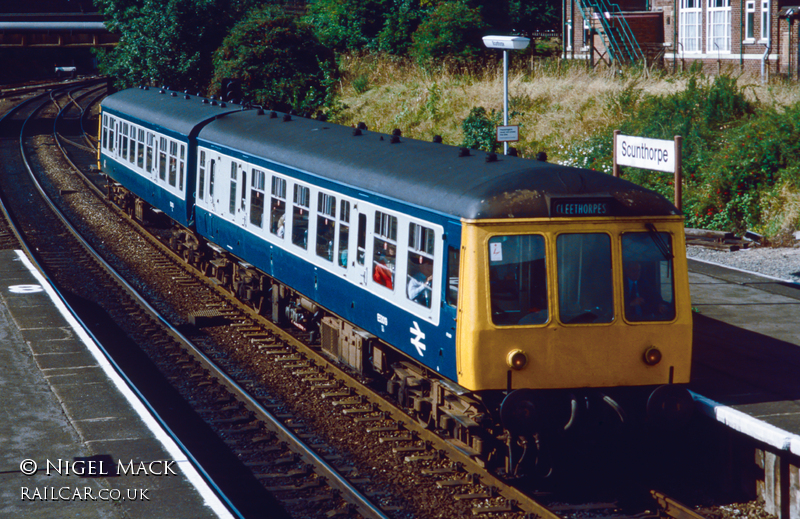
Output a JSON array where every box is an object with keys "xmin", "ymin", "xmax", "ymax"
[{"xmin": 0, "ymin": 250, "xmax": 234, "ymax": 518}]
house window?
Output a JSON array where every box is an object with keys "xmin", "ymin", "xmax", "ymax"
[
  {"xmin": 680, "ymin": 0, "xmax": 702, "ymax": 52},
  {"xmin": 566, "ymin": 20, "xmax": 573, "ymax": 51},
  {"xmin": 760, "ymin": 0, "xmax": 769, "ymax": 41},
  {"xmin": 707, "ymin": 0, "xmax": 731, "ymax": 53},
  {"xmin": 745, "ymin": 1, "xmax": 755, "ymax": 42},
  {"xmin": 582, "ymin": 19, "xmax": 591, "ymax": 50}
]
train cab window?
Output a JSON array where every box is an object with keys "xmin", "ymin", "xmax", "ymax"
[
  {"xmin": 356, "ymin": 213, "xmax": 367, "ymax": 266},
  {"xmin": 406, "ymin": 223, "xmax": 435, "ymax": 308},
  {"xmin": 447, "ymin": 246, "xmax": 459, "ymax": 307},
  {"xmin": 556, "ymin": 233, "xmax": 613, "ymax": 325},
  {"xmin": 137, "ymin": 129, "xmax": 145, "ymax": 169},
  {"xmin": 292, "ymin": 184, "xmax": 310, "ymax": 249},
  {"xmin": 169, "ymin": 141, "xmax": 178, "ymax": 187},
  {"xmin": 107, "ymin": 117, "xmax": 115, "ymax": 152},
  {"xmin": 338, "ymin": 201, "xmax": 350, "ymax": 268},
  {"xmin": 146, "ymin": 133, "xmax": 154, "ymax": 173},
  {"xmin": 270, "ymin": 176, "xmax": 286, "ymax": 238},
  {"xmin": 372, "ymin": 211, "xmax": 397, "ymax": 290},
  {"xmin": 316, "ymin": 193, "xmax": 336, "ymax": 262},
  {"xmin": 102, "ymin": 115, "xmax": 108, "ymax": 149},
  {"xmin": 250, "ymin": 168, "xmax": 266, "ymax": 227},
  {"xmin": 489, "ymin": 235, "xmax": 548, "ymax": 325},
  {"xmin": 198, "ymin": 151, "xmax": 206, "ymax": 201},
  {"xmin": 229, "ymin": 163, "xmax": 238, "ymax": 214},
  {"xmin": 158, "ymin": 137, "xmax": 167, "ymax": 181},
  {"xmin": 622, "ymin": 232, "xmax": 676, "ymax": 322}
]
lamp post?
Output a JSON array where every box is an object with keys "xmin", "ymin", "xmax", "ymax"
[{"xmin": 482, "ymin": 35, "xmax": 530, "ymax": 155}]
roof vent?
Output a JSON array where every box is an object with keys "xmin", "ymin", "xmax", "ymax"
[
  {"xmin": 211, "ymin": 101, "xmax": 218, "ymax": 106},
  {"xmin": 202, "ymin": 99, "xmax": 209, "ymax": 104},
  {"xmin": 390, "ymin": 135, "xmax": 400, "ymax": 144},
  {"xmin": 158, "ymin": 89, "xmax": 165, "ymax": 94},
  {"xmin": 256, "ymin": 108, "xmax": 265, "ymax": 116},
  {"xmin": 392, "ymin": 128, "xmax": 402, "ymax": 136},
  {"xmin": 459, "ymin": 148, "xmax": 471, "ymax": 157},
  {"xmin": 508, "ymin": 147, "xmax": 518, "ymax": 157},
  {"xmin": 270, "ymin": 111, "xmax": 278, "ymax": 119},
  {"xmin": 357, "ymin": 122, "xmax": 368, "ymax": 130},
  {"xmin": 184, "ymin": 95, "xmax": 190, "ymax": 100},
  {"xmin": 379, "ymin": 136, "xmax": 384, "ymax": 141},
  {"xmin": 283, "ymin": 113, "xmax": 292, "ymax": 122},
  {"xmin": 432, "ymin": 135, "xmax": 443, "ymax": 143},
  {"xmin": 171, "ymin": 92, "xmax": 177, "ymax": 97},
  {"xmin": 485, "ymin": 152, "xmax": 498, "ymax": 163},
  {"xmin": 352, "ymin": 128, "xmax": 362, "ymax": 136},
  {"xmin": 220, "ymin": 102, "xmax": 226, "ymax": 108}
]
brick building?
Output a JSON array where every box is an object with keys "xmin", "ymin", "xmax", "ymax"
[{"xmin": 562, "ymin": 0, "xmax": 800, "ymax": 78}]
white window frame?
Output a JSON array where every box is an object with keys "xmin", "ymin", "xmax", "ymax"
[
  {"xmin": 760, "ymin": 0, "xmax": 769, "ymax": 42},
  {"xmin": 679, "ymin": 0, "xmax": 702, "ymax": 52},
  {"xmin": 744, "ymin": 1, "xmax": 756, "ymax": 43},
  {"xmin": 707, "ymin": 0, "xmax": 731, "ymax": 54}
]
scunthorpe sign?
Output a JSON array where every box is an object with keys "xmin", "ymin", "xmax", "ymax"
[{"xmin": 615, "ymin": 134, "xmax": 676, "ymax": 173}]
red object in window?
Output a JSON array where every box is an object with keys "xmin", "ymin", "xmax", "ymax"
[{"xmin": 373, "ymin": 263, "xmax": 394, "ymax": 289}]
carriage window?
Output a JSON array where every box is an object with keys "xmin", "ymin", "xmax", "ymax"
[
  {"xmin": 372, "ymin": 211, "xmax": 397, "ymax": 290},
  {"xmin": 622, "ymin": 232, "xmax": 675, "ymax": 322},
  {"xmin": 209, "ymin": 159, "xmax": 216, "ymax": 198},
  {"xmin": 179, "ymin": 144, "xmax": 185, "ymax": 189},
  {"xmin": 121, "ymin": 123, "xmax": 129, "ymax": 160},
  {"xmin": 240, "ymin": 168, "xmax": 247, "ymax": 210},
  {"xmin": 158, "ymin": 136, "xmax": 167, "ymax": 181},
  {"xmin": 137, "ymin": 129, "xmax": 145, "ymax": 169},
  {"xmin": 489, "ymin": 235, "xmax": 548, "ymax": 325},
  {"xmin": 447, "ymin": 246, "xmax": 459, "ymax": 307},
  {"xmin": 102, "ymin": 115, "xmax": 108, "ymax": 149},
  {"xmin": 108, "ymin": 117, "xmax": 115, "ymax": 152},
  {"xmin": 338, "ymin": 201, "xmax": 350, "ymax": 268},
  {"xmin": 292, "ymin": 184, "xmax": 310, "ymax": 249},
  {"xmin": 557, "ymin": 233, "xmax": 613, "ymax": 325},
  {"xmin": 128, "ymin": 125, "xmax": 135, "ymax": 163},
  {"xmin": 229, "ymin": 163, "xmax": 238, "ymax": 214},
  {"xmin": 270, "ymin": 176, "xmax": 286, "ymax": 238},
  {"xmin": 407, "ymin": 223, "xmax": 435, "ymax": 308},
  {"xmin": 198, "ymin": 151, "xmax": 206, "ymax": 200},
  {"xmin": 250, "ymin": 168, "xmax": 266, "ymax": 227},
  {"xmin": 168, "ymin": 141, "xmax": 178, "ymax": 187},
  {"xmin": 356, "ymin": 213, "xmax": 367, "ymax": 266},
  {"xmin": 146, "ymin": 132, "xmax": 154, "ymax": 172},
  {"xmin": 316, "ymin": 193, "xmax": 336, "ymax": 262}
]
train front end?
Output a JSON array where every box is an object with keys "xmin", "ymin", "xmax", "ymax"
[{"xmin": 456, "ymin": 204, "xmax": 693, "ymax": 439}]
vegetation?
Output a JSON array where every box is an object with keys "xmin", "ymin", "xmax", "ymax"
[{"xmin": 92, "ymin": 0, "xmax": 800, "ymax": 239}]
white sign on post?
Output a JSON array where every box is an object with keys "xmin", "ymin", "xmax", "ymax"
[
  {"xmin": 615, "ymin": 134, "xmax": 676, "ymax": 173},
  {"xmin": 497, "ymin": 125, "xmax": 519, "ymax": 143}
]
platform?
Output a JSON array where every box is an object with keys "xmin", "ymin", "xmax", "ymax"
[
  {"xmin": 0, "ymin": 250, "xmax": 233, "ymax": 518},
  {"xmin": 688, "ymin": 258, "xmax": 800, "ymax": 518}
]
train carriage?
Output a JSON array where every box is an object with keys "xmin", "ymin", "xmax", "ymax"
[{"xmin": 98, "ymin": 87, "xmax": 694, "ymax": 473}]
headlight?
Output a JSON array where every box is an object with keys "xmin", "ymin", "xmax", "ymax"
[
  {"xmin": 507, "ymin": 349, "xmax": 528, "ymax": 370},
  {"xmin": 643, "ymin": 346, "xmax": 662, "ymax": 366}
]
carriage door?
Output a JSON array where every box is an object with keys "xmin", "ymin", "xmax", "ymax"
[{"xmin": 351, "ymin": 209, "xmax": 370, "ymax": 287}]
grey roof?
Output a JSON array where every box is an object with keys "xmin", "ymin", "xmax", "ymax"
[{"xmin": 104, "ymin": 88, "xmax": 680, "ymax": 221}]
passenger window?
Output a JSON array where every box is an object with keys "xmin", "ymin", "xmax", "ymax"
[
  {"xmin": 250, "ymin": 169, "xmax": 266, "ymax": 227},
  {"xmin": 121, "ymin": 123, "xmax": 128, "ymax": 160},
  {"xmin": 158, "ymin": 137, "xmax": 167, "ymax": 180},
  {"xmin": 229, "ymin": 163, "xmax": 237, "ymax": 214},
  {"xmin": 179, "ymin": 144, "xmax": 185, "ymax": 189},
  {"xmin": 102, "ymin": 115, "xmax": 108, "ymax": 150},
  {"xmin": 622, "ymin": 232, "xmax": 675, "ymax": 322},
  {"xmin": 316, "ymin": 193, "xmax": 336, "ymax": 262},
  {"xmin": 198, "ymin": 151, "xmax": 206, "ymax": 201},
  {"xmin": 240, "ymin": 169, "xmax": 247, "ymax": 210},
  {"xmin": 556, "ymin": 233, "xmax": 613, "ymax": 324},
  {"xmin": 168, "ymin": 141, "xmax": 178, "ymax": 187},
  {"xmin": 270, "ymin": 176, "xmax": 286, "ymax": 238},
  {"xmin": 406, "ymin": 223, "xmax": 435, "ymax": 308},
  {"xmin": 356, "ymin": 213, "xmax": 367, "ymax": 266},
  {"xmin": 447, "ymin": 246, "xmax": 459, "ymax": 307},
  {"xmin": 489, "ymin": 235, "xmax": 548, "ymax": 325},
  {"xmin": 372, "ymin": 211, "xmax": 397, "ymax": 290},
  {"xmin": 292, "ymin": 184, "xmax": 310, "ymax": 249},
  {"xmin": 146, "ymin": 133, "xmax": 153, "ymax": 172},
  {"xmin": 209, "ymin": 159, "xmax": 216, "ymax": 198},
  {"xmin": 137, "ymin": 129, "xmax": 145, "ymax": 169},
  {"xmin": 338, "ymin": 201, "xmax": 350, "ymax": 268},
  {"xmin": 128, "ymin": 125, "xmax": 135, "ymax": 163}
]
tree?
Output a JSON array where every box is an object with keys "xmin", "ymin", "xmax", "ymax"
[
  {"xmin": 303, "ymin": 0, "xmax": 391, "ymax": 51},
  {"xmin": 94, "ymin": 0, "xmax": 259, "ymax": 92},
  {"xmin": 211, "ymin": 6, "xmax": 337, "ymax": 113},
  {"xmin": 409, "ymin": 0, "xmax": 486, "ymax": 68}
]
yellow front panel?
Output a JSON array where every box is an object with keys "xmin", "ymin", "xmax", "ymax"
[{"xmin": 456, "ymin": 217, "xmax": 692, "ymax": 391}]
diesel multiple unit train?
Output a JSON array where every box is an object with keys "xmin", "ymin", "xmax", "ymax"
[{"xmin": 98, "ymin": 86, "xmax": 693, "ymax": 474}]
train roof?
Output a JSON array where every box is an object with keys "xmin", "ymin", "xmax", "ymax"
[
  {"xmin": 100, "ymin": 87, "xmax": 241, "ymax": 137},
  {"xmin": 104, "ymin": 88, "xmax": 681, "ymax": 221}
]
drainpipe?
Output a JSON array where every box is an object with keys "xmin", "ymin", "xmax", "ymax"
[
  {"xmin": 740, "ymin": 0, "xmax": 744, "ymax": 69},
  {"xmin": 761, "ymin": 42, "xmax": 771, "ymax": 82},
  {"xmin": 673, "ymin": 0, "xmax": 678, "ymax": 73}
]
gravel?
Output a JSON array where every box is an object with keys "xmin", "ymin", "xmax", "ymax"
[{"xmin": 687, "ymin": 244, "xmax": 800, "ymax": 284}]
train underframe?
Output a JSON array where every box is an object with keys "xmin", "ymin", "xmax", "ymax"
[{"xmin": 111, "ymin": 188, "xmax": 693, "ymax": 479}]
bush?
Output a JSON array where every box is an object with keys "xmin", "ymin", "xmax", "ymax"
[
  {"xmin": 211, "ymin": 6, "xmax": 336, "ymax": 112},
  {"xmin": 409, "ymin": 1, "xmax": 486, "ymax": 69},
  {"xmin": 461, "ymin": 107, "xmax": 502, "ymax": 153},
  {"xmin": 303, "ymin": 0, "xmax": 390, "ymax": 51}
]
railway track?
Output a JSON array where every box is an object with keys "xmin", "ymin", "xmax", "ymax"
[{"xmin": 0, "ymin": 82, "xmax": 709, "ymax": 519}]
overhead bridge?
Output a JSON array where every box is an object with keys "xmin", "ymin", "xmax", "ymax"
[{"xmin": 0, "ymin": 13, "xmax": 118, "ymax": 47}]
